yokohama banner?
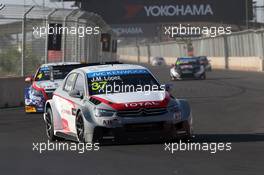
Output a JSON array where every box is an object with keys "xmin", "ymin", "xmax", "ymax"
[{"xmin": 81, "ymin": 0, "xmax": 253, "ymax": 24}]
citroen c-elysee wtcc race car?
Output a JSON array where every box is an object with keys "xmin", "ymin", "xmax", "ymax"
[
  {"xmin": 24, "ymin": 62, "xmax": 89, "ymax": 113},
  {"xmin": 170, "ymin": 57, "xmax": 206, "ymax": 80},
  {"xmin": 44, "ymin": 63, "xmax": 193, "ymax": 143}
]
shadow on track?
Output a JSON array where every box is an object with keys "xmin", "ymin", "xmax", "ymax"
[
  {"xmin": 193, "ymin": 133, "xmax": 264, "ymax": 143},
  {"xmin": 100, "ymin": 133, "xmax": 264, "ymax": 146}
]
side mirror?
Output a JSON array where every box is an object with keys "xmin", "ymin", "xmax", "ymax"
[
  {"xmin": 25, "ymin": 76, "xmax": 33, "ymax": 83},
  {"xmin": 68, "ymin": 89, "xmax": 83, "ymax": 99},
  {"xmin": 165, "ymin": 83, "xmax": 174, "ymax": 92}
]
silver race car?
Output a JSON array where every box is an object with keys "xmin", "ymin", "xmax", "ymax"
[{"xmin": 44, "ymin": 63, "xmax": 193, "ymax": 143}]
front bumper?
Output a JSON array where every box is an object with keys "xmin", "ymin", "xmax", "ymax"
[
  {"xmin": 170, "ymin": 68, "xmax": 204, "ymax": 79},
  {"xmin": 91, "ymin": 120, "xmax": 191, "ymax": 142},
  {"xmin": 25, "ymin": 105, "xmax": 44, "ymax": 113}
]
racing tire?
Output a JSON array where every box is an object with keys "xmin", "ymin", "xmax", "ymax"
[
  {"xmin": 45, "ymin": 108, "xmax": 59, "ymax": 141},
  {"xmin": 76, "ymin": 112, "xmax": 103, "ymax": 143},
  {"xmin": 181, "ymin": 122, "xmax": 193, "ymax": 142},
  {"xmin": 76, "ymin": 112, "xmax": 86, "ymax": 143},
  {"xmin": 200, "ymin": 73, "xmax": 206, "ymax": 80}
]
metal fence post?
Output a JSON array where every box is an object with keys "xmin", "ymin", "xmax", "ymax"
[
  {"xmin": 44, "ymin": 9, "xmax": 57, "ymax": 64},
  {"xmin": 21, "ymin": 6, "xmax": 34, "ymax": 76},
  {"xmin": 83, "ymin": 23, "xmax": 88, "ymax": 62},
  {"xmin": 136, "ymin": 45, "xmax": 140, "ymax": 63},
  {"xmin": 62, "ymin": 9, "xmax": 75, "ymax": 62},
  {"xmin": 147, "ymin": 44, "xmax": 151, "ymax": 64},
  {"xmin": 257, "ymin": 31, "xmax": 264, "ymax": 71},
  {"xmin": 75, "ymin": 18, "xmax": 80, "ymax": 62},
  {"xmin": 223, "ymin": 35, "xmax": 229, "ymax": 69}
]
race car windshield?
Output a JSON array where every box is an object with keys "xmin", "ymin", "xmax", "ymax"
[
  {"xmin": 87, "ymin": 69, "xmax": 161, "ymax": 95},
  {"xmin": 35, "ymin": 67, "xmax": 50, "ymax": 81},
  {"xmin": 51, "ymin": 67, "xmax": 77, "ymax": 80},
  {"xmin": 199, "ymin": 57, "xmax": 208, "ymax": 61},
  {"xmin": 35, "ymin": 64, "xmax": 85, "ymax": 81},
  {"xmin": 177, "ymin": 58, "xmax": 199, "ymax": 65},
  {"xmin": 35, "ymin": 67, "xmax": 70, "ymax": 81}
]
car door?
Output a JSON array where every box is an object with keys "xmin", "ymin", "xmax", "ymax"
[
  {"xmin": 53, "ymin": 72, "xmax": 77, "ymax": 133},
  {"xmin": 68, "ymin": 73, "xmax": 86, "ymax": 134}
]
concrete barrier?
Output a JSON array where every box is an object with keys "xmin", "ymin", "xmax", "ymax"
[
  {"xmin": 0, "ymin": 77, "xmax": 26, "ymax": 108},
  {"xmin": 208, "ymin": 57, "xmax": 226, "ymax": 69},
  {"xmin": 119, "ymin": 54, "xmax": 264, "ymax": 72},
  {"xmin": 228, "ymin": 57, "xmax": 263, "ymax": 71},
  {"xmin": 119, "ymin": 55, "xmax": 138, "ymax": 63},
  {"xmin": 139, "ymin": 56, "xmax": 149, "ymax": 63}
]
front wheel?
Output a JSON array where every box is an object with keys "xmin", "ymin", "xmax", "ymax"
[
  {"xmin": 200, "ymin": 73, "xmax": 206, "ymax": 80},
  {"xmin": 76, "ymin": 112, "xmax": 85, "ymax": 142},
  {"xmin": 177, "ymin": 122, "xmax": 193, "ymax": 142},
  {"xmin": 45, "ymin": 108, "xmax": 58, "ymax": 141}
]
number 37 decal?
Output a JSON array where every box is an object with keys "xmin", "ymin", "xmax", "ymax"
[{"xmin": 91, "ymin": 81, "xmax": 107, "ymax": 91}]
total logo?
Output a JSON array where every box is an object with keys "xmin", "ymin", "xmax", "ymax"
[
  {"xmin": 124, "ymin": 101, "xmax": 160, "ymax": 108},
  {"xmin": 144, "ymin": 4, "xmax": 214, "ymax": 17}
]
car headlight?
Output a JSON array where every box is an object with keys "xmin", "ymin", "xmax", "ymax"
[
  {"xmin": 94, "ymin": 108, "xmax": 116, "ymax": 117},
  {"xmin": 31, "ymin": 87, "xmax": 43, "ymax": 97},
  {"xmin": 168, "ymin": 105, "xmax": 181, "ymax": 121},
  {"xmin": 168, "ymin": 104, "xmax": 179, "ymax": 112}
]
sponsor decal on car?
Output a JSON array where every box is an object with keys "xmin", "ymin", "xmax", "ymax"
[
  {"xmin": 87, "ymin": 69, "xmax": 148, "ymax": 78},
  {"xmin": 124, "ymin": 101, "xmax": 160, "ymax": 108},
  {"xmin": 25, "ymin": 106, "xmax": 37, "ymax": 113}
]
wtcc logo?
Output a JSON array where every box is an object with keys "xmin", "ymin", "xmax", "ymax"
[{"xmin": 0, "ymin": 3, "xmax": 5, "ymax": 11}]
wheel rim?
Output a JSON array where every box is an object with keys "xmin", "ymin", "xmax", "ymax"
[
  {"xmin": 76, "ymin": 115, "xmax": 84, "ymax": 142},
  {"xmin": 45, "ymin": 112, "xmax": 52, "ymax": 138}
]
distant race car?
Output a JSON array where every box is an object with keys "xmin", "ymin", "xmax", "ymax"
[
  {"xmin": 44, "ymin": 63, "xmax": 193, "ymax": 143},
  {"xmin": 151, "ymin": 57, "xmax": 166, "ymax": 66},
  {"xmin": 197, "ymin": 56, "xmax": 212, "ymax": 71},
  {"xmin": 24, "ymin": 62, "xmax": 89, "ymax": 113},
  {"xmin": 170, "ymin": 57, "xmax": 206, "ymax": 80}
]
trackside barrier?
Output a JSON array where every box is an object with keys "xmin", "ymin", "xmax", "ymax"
[
  {"xmin": 118, "ymin": 29, "xmax": 264, "ymax": 72},
  {"xmin": 0, "ymin": 5, "xmax": 117, "ymax": 77},
  {"xmin": 0, "ymin": 77, "xmax": 25, "ymax": 108},
  {"xmin": 118, "ymin": 54, "xmax": 264, "ymax": 72}
]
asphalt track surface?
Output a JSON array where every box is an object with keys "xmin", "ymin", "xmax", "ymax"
[{"xmin": 1, "ymin": 65, "xmax": 264, "ymax": 175}]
